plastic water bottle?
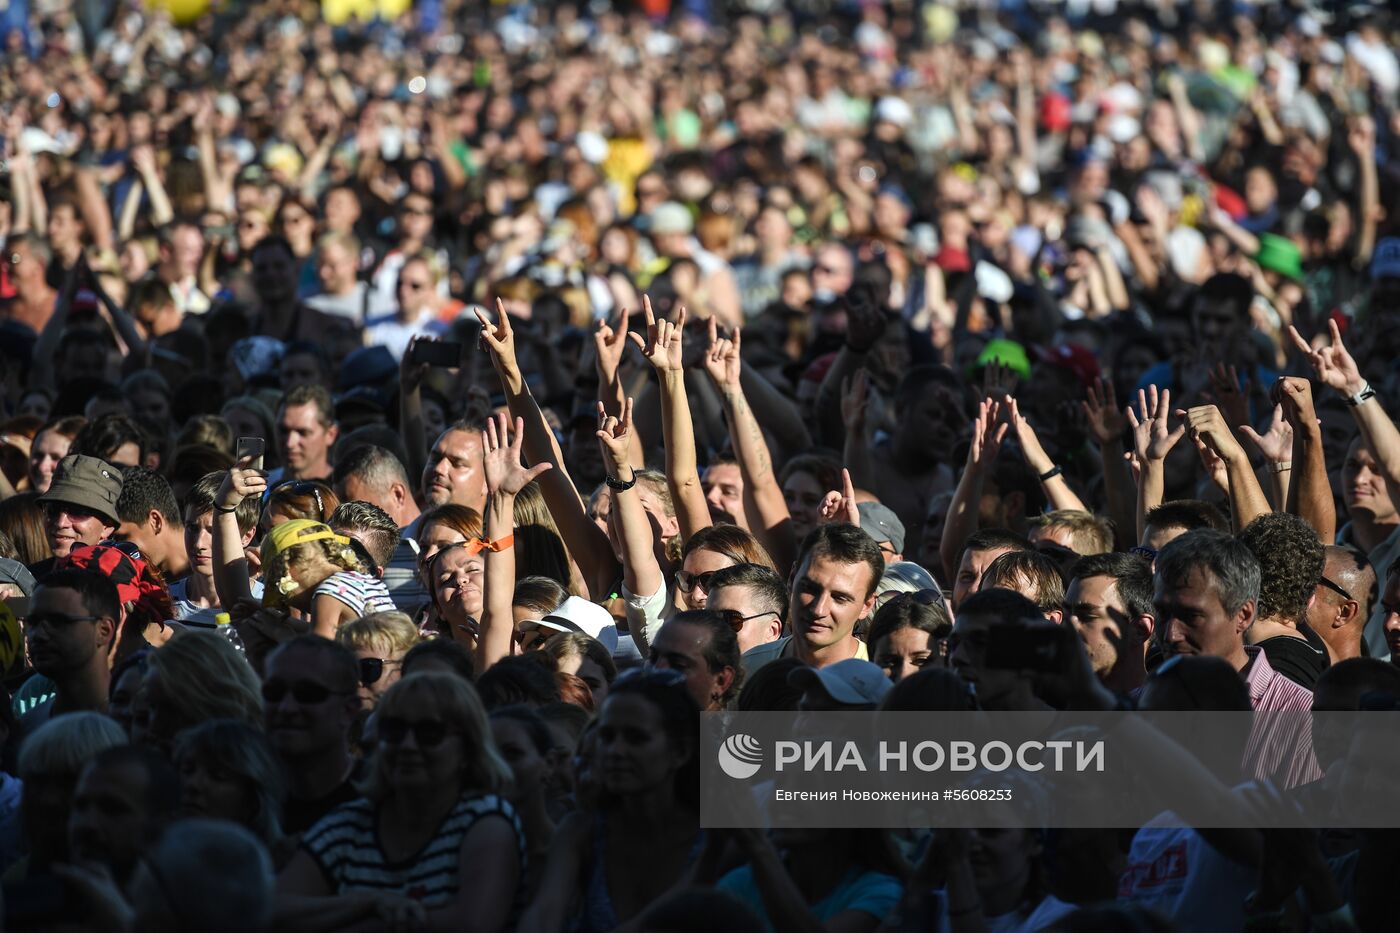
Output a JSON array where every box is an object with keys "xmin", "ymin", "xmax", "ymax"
[{"xmin": 215, "ymin": 612, "xmax": 246, "ymax": 656}]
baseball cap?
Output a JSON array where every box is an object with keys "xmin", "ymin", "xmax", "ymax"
[
  {"xmin": 1033, "ymin": 343, "xmax": 1101, "ymax": 390},
  {"xmin": 518, "ymin": 595, "xmax": 619, "ymax": 653},
  {"xmin": 789, "ymin": 659, "xmax": 893, "ymax": 708},
  {"xmin": 874, "ymin": 96, "xmax": 913, "ymax": 128},
  {"xmin": 649, "ymin": 202, "xmax": 695, "ymax": 237},
  {"xmin": 0, "ymin": 558, "xmax": 37, "ymax": 598},
  {"xmin": 858, "ymin": 503, "xmax": 906, "ymax": 554},
  {"xmin": 1256, "ymin": 233, "xmax": 1304, "ymax": 283},
  {"xmin": 1371, "ymin": 237, "xmax": 1400, "ymax": 281},
  {"xmin": 37, "ymin": 455, "xmax": 123, "ymax": 526}
]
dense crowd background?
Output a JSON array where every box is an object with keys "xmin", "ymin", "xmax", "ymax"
[{"xmin": 0, "ymin": 0, "xmax": 1398, "ymax": 930}]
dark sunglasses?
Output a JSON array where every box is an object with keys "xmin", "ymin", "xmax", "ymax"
[
  {"xmin": 26, "ymin": 612, "xmax": 101, "ymax": 629},
  {"xmin": 379, "ymin": 717, "xmax": 453, "ymax": 747},
  {"xmin": 1129, "ymin": 546, "xmax": 1158, "ymax": 562},
  {"xmin": 676, "ymin": 570, "xmax": 717, "ymax": 594},
  {"xmin": 1317, "ymin": 577, "xmax": 1354, "ymax": 602},
  {"xmin": 616, "ymin": 666, "xmax": 687, "ymax": 688},
  {"xmin": 358, "ymin": 657, "xmax": 399, "ymax": 686},
  {"xmin": 715, "ymin": 608, "xmax": 780, "ymax": 633},
  {"xmin": 261, "ymin": 679, "xmax": 347, "ymax": 705}
]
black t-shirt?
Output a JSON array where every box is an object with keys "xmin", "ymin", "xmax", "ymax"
[
  {"xmin": 1256, "ymin": 630, "xmax": 1329, "ymax": 690},
  {"xmin": 282, "ymin": 778, "xmax": 360, "ymax": 837}
]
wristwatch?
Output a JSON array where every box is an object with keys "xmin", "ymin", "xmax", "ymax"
[
  {"xmin": 605, "ymin": 471, "xmax": 638, "ymax": 491},
  {"xmin": 1345, "ymin": 383, "xmax": 1376, "ymax": 408}
]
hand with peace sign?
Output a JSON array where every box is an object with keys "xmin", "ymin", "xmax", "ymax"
[{"xmin": 1289, "ymin": 319, "xmax": 1365, "ymax": 398}]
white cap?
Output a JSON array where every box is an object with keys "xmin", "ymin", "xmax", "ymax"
[
  {"xmin": 874, "ymin": 96, "xmax": 914, "ymax": 128},
  {"xmin": 789, "ymin": 659, "xmax": 893, "ymax": 708},
  {"xmin": 974, "ymin": 261, "xmax": 1014, "ymax": 305},
  {"xmin": 649, "ymin": 201, "xmax": 694, "ymax": 236},
  {"xmin": 518, "ymin": 596, "xmax": 619, "ymax": 653},
  {"xmin": 1107, "ymin": 114, "xmax": 1141, "ymax": 145}
]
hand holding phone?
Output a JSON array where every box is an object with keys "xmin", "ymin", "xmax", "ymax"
[
  {"xmin": 235, "ymin": 436, "xmax": 265, "ymax": 472},
  {"xmin": 410, "ymin": 340, "xmax": 463, "ymax": 368}
]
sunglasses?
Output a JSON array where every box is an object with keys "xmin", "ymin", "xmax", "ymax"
[
  {"xmin": 399, "ymin": 279, "xmax": 430, "ymax": 291},
  {"xmin": 676, "ymin": 570, "xmax": 717, "ymax": 594},
  {"xmin": 379, "ymin": 717, "xmax": 454, "ymax": 747},
  {"xmin": 261, "ymin": 679, "xmax": 348, "ymax": 705},
  {"xmin": 1128, "ymin": 546, "xmax": 1158, "ymax": 562},
  {"xmin": 26, "ymin": 612, "xmax": 101, "ymax": 630},
  {"xmin": 279, "ymin": 482, "xmax": 327, "ymax": 518},
  {"xmin": 358, "ymin": 657, "xmax": 400, "ymax": 686},
  {"xmin": 1317, "ymin": 577, "xmax": 1354, "ymax": 602},
  {"xmin": 715, "ymin": 608, "xmax": 780, "ymax": 633}
]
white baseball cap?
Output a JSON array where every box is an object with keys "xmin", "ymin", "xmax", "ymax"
[
  {"xmin": 518, "ymin": 596, "xmax": 619, "ymax": 653},
  {"xmin": 789, "ymin": 659, "xmax": 893, "ymax": 708}
]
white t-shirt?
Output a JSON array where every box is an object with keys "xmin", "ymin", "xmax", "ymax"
[{"xmin": 1119, "ymin": 814, "xmax": 1255, "ymax": 933}]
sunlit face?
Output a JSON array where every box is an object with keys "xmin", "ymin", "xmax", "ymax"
[
  {"xmin": 1343, "ymin": 439, "xmax": 1399, "ymax": 524},
  {"xmin": 423, "ymin": 429, "xmax": 485, "ymax": 511},
  {"xmin": 1152, "ymin": 567, "xmax": 1250, "ymax": 662},
  {"xmin": 432, "ymin": 544, "xmax": 485, "ymax": 628},
  {"xmin": 702, "ymin": 463, "xmax": 744, "ymax": 525},
  {"xmin": 277, "ymin": 402, "xmax": 337, "ymax": 478},
  {"xmin": 43, "ymin": 501, "xmax": 116, "ymax": 558},
  {"xmin": 1066, "ymin": 575, "xmax": 1130, "ymax": 677},
  {"xmin": 952, "ymin": 546, "xmax": 1015, "ymax": 613},
  {"xmin": 677, "ymin": 548, "xmax": 738, "ymax": 611},
  {"xmin": 29, "ymin": 429, "xmax": 72, "ymax": 494},
  {"xmin": 873, "ymin": 625, "xmax": 937, "ymax": 683},
  {"xmin": 790, "ymin": 555, "xmax": 876, "ymax": 653},
  {"xmin": 648, "ymin": 620, "xmax": 726, "ymax": 712}
]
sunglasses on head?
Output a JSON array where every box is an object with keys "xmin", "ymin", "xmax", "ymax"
[
  {"xmin": 1317, "ymin": 577, "xmax": 1354, "ymax": 602},
  {"xmin": 379, "ymin": 717, "xmax": 454, "ymax": 747},
  {"xmin": 280, "ymin": 481, "xmax": 327, "ymax": 517},
  {"xmin": 261, "ymin": 679, "xmax": 347, "ymax": 705}
]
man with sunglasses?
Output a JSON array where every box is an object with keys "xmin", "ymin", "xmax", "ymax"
[
  {"xmin": 706, "ymin": 563, "xmax": 787, "ymax": 656},
  {"xmin": 22, "ymin": 569, "xmax": 120, "ymax": 728},
  {"xmin": 1306, "ymin": 546, "xmax": 1374, "ymax": 665},
  {"xmin": 263, "ymin": 636, "xmax": 364, "ymax": 834},
  {"xmin": 33, "ymin": 454, "xmax": 124, "ymax": 577}
]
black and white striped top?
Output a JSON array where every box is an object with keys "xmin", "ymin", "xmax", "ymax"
[{"xmin": 301, "ymin": 792, "xmax": 525, "ymax": 908}]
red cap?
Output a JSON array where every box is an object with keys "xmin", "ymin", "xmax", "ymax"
[
  {"xmin": 1040, "ymin": 93, "xmax": 1072, "ymax": 134},
  {"xmin": 934, "ymin": 246, "xmax": 971, "ymax": 274},
  {"xmin": 1033, "ymin": 343, "xmax": 1101, "ymax": 390},
  {"xmin": 1213, "ymin": 184, "xmax": 1246, "ymax": 222}
]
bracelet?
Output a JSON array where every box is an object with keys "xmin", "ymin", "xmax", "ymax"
[
  {"xmin": 462, "ymin": 535, "xmax": 514, "ymax": 556},
  {"xmin": 1038, "ymin": 465, "xmax": 1063, "ymax": 482},
  {"xmin": 215, "ymin": 503, "xmax": 240, "ymax": 514},
  {"xmin": 1269, "ymin": 461, "xmax": 1293, "ymax": 474},
  {"xmin": 606, "ymin": 471, "xmax": 638, "ymax": 491},
  {"xmin": 1345, "ymin": 383, "xmax": 1376, "ymax": 408}
]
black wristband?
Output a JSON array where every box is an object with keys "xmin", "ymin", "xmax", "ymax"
[
  {"xmin": 215, "ymin": 503, "xmax": 240, "ymax": 514},
  {"xmin": 605, "ymin": 471, "xmax": 637, "ymax": 491},
  {"xmin": 1038, "ymin": 465, "xmax": 1063, "ymax": 482}
]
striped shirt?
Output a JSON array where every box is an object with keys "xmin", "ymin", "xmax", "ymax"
[
  {"xmin": 313, "ymin": 571, "xmax": 396, "ymax": 618},
  {"xmin": 1241, "ymin": 646, "xmax": 1322, "ymax": 789},
  {"xmin": 302, "ymin": 793, "xmax": 525, "ymax": 907}
]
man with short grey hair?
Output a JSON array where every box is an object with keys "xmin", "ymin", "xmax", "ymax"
[{"xmin": 331, "ymin": 449, "xmax": 428, "ymax": 616}]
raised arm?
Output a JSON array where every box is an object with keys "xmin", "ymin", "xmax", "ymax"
[
  {"xmin": 1181, "ymin": 405, "xmax": 1271, "ymax": 530},
  {"xmin": 594, "ymin": 307, "xmax": 645, "ymax": 471},
  {"xmin": 211, "ymin": 462, "xmax": 267, "ymax": 610},
  {"xmin": 1238, "ymin": 404, "xmax": 1294, "ymax": 511},
  {"xmin": 703, "ymin": 320, "xmax": 796, "ymax": 570},
  {"xmin": 130, "ymin": 145, "xmax": 175, "ymax": 228},
  {"xmin": 1126, "ymin": 387, "xmax": 1187, "ymax": 543},
  {"xmin": 478, "ymin": 414, "xmax": 552, "ymax": 673},
  {"xmin": 1291, "ymin": 320, "xmax": 1400, "ymax": 487},
  {"xmin": 840, "ymin": 368, "xmax": 877, "ymax": 493},
  {"xmin": 1008, "ymin": 397, "xmax": 1090, "ymax": 513},
  {"xmin": 1351, "ymin": 116, "xmax": 1381, "ymax": 267},
  {"xmin": 939, "ymin": 398, "xmax": 1007, "ymax": 583},
  {"xmin": 1274, "ymin": 377, "xmax": 1336, "ymax": 543},
  {"xmin": 629, "ymin": 298, "xmax": 711, "ymax": 542},
  {"xmin": 399, "ymin": 337, "xmax": 432, "ymax": 479},
  {"xmin": 1083, "ymin": 379, "xmax": 1137, "ymax": 550},
  {"xmin": 597, "ymin": 398, "xmax": 665, "ymax": 613},
  {"xmin": 477, "ymin": 303, "xmax": 621, "ymax": 600}
]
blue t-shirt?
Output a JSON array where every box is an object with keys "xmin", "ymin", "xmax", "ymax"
[{"xmin": 717, "ymin": 865, "xmax": 903, "ymax": 932}]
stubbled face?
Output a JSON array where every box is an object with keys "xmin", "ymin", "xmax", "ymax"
[
  {"xmin": 1343, "ymin": 440, "xmax": 1399, "ymax": 524},
  {"xmin": 790, "ymin": 555, "xmax": 876, "ymax": 654},
  {"xmin": 1066, "ymin": 575, "xmax": 1130, "ymax": 678},
  {"xmin": 952, "ymin": 547, "xmax": 1014, "ymax": 613},
  {"xmin": 423, "ymin": 429, "xmax": 485, "ymax": 511},
  {"xmin": 43, "ymin": 501, "xmax": 115, "ymax": 558},
  {"xmin": 1153, "ymin": 567, "xmax": 1249, "ymax": 662},
  {"xmin": 648, "ymin": 620, "xmax": 725, "ymax": 712},
  {"xmin": 702, "ymin": 463, "xmax": 744, "ymax": 525},
  {"xmin": 278, "ymin": 403, "xmax": 337, "ymax": 478}
]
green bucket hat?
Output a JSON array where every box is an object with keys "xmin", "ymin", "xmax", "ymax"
[
  {"xmin": 1256, "ymin": 233, "xmax": 1303, "ymax": 283},
  {"xmin": 974, "ymin": 338, "xmax": 1032, "ymax": 381}
]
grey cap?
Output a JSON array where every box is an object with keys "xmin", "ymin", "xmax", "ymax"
[
  {"xmin": 0, "ymin": 558, "xmax": 36, "ymax": 596},
  {"xmin": 858, "ymin": 502, "xmax": 906, "ymax": 554}
]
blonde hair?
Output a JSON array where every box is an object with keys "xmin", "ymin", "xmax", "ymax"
[
  {"xmin": 337, "ymin": 611, "xmax": 420, "ymax": 656},
  {"xmin": 364, "ymin": 673, "xmax": 510, "ymax": 801},
  {"xmin": 147, "ymin": 631, "xmax": 264, "ymax": 728},
  {"xmin": 1035, "ymin": 510, "xmax": 1114, "ymax": 556},
  {"xmin": 263, "ymin": 537, "xmax": 361, "ymax": 605}
]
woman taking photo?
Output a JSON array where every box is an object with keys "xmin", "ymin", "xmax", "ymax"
[
  {"xmin": 522, "ymin": 669, "xmax": 702, "ymax": 933},
  {"xmin": 277, "ymin": 672, "xmax": 526, "ymax": 933}
]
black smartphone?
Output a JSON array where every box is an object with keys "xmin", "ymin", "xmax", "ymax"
[
  {"xmin": 235, "ymin": 436, "xmax": 265, "ymax": 471},
  {"xmin": 985, "ymin": 624, "xmax": 1063, "ymax": 672},
  {"xmin": 411, "ymin": 340, "xmax": 463, "ymax": 367}
]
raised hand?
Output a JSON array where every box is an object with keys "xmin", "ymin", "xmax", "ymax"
[
  {"xmin": 818, "ymin": 468, "xmax": 861, "ymax": 527},
  {"xmin": 400, "ymin": 336, "xmax": 432, "ymax": 393},
  {"xmin": 1289, "ymin": 319, "xmax": 1364, "ymax": 397},
  {"xmin": 594, "ymin": 305, "xmax": 631, "ymax": 388},
  {"xmin": 981, "ymin": 358, "xmax": 1019, "ymax": 403},
  {"xmin": 1082, "ymin": 377, "xmax": 1126, "ymax": 447},
  {"xmin": 1126, "ymin": 386, "xmax": 1186, "ymax": 463},
  {"xmin": 1007, "ymin": 397, "xmax": 1055, "ymax": 474},
  {"xmin": 1207, "ymin": 363, "xmax": 1250, "ymax": 437},
  {"xmin": 628, "ymin": 295, "xmax": 686, "ymax": 373},
  {"xmin": 475, "ymin": 298, "xmax": 520, "ymax": 376},
  {"xmin": 966, "ymin": 397, "xmax": 1008, "ymax": 472},
  {"xmin": 703, "ymin": 317, "xmax": 742, "ymax": 388},
  {"xmin": 482, "ymin": 412, "xmax": 551, "ymax": 497},
  {"xmin": 1239, "ymin": 404, "xmax": 1294, "ymax": 464},
  {"xmin": 1191, "ymin": 433, "xmax": 1230, "ymax": 494},
  {"xmin": 1179, "ymin": 404, "xmax": 1247, "ymax": 466},
  {"xmin": 840, "ymin": 368, "xmax": 871, "ymax": 435},
  {"xmin": 595, "ymin": 398, "xmax": 635, "ymax": 471},
  {"xmin": 217, "ymin": 456, "xmax": 268, "ymax": 510},
  {"xmin": 1271, "ymin": 376, "xmax": 1319, "ymax": 433}
]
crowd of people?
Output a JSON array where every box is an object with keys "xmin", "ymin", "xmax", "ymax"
[{"xmin": 0, "ymin": 0, "xmax": 1399, "ymax": 930}]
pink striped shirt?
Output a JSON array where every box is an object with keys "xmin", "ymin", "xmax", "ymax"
[{"xmin": 1241, "ymin": 646, "xmax": 1322, "ymax": 788}]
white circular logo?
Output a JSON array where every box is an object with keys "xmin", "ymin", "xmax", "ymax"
[{"xmin": 718, "ymin": 733, "xmax": 764, "ymax": 779}]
